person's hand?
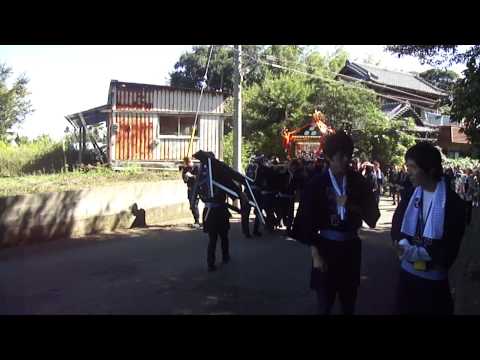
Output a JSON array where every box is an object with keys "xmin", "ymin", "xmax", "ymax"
[
  {"xmin": 311, "ymin": 246, "xmax": 328, "ymax": 272},
  {"xmin": 313, "ymin": 256, "xmax": 328, "ymax": 272},
  {"xmin": 393, "ymin": 240, "xmax": 405, "ymax": 259},
  {"xmin": 336, "ymin": 195, "xmax": 347, "ymax": 207}
]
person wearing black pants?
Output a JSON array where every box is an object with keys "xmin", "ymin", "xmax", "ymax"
[
  {"xmin": 464, "ymin": 169, "xmax": 474, "ymax": 226},
  {"xmin": 241, "ymin": 196, "xmax": 263, "ymax": 237},
  {"xmin": 242, "ymin": 160, "xmax": 263, "ymax": 238},
  {"xmin": 203, "ymin": 190, "xmax": 231, "ymax": 272},
  {"xmin": 312, "ymin": 237, "xmax": 361, "ymax": 314},
  {"xmin": 295, "ymin": 132, "xmax": 380, "ymax": 315},
  {"xmin": 182, "ymin": 156, "xmax": 200, "ymax": 227}
]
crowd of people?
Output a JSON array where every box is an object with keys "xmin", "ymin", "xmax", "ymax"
[
  {"xmin": 180, "ymin": 133, "xmax": 470, "ymax": 315},
  {"xmin": 383, "ymin": 164, "xmax": 479, "ymax": 226}
]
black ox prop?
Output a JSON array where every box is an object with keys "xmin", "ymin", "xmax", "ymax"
[{"xmin": 191, "ymin": 150, "xmax": 265, "ymax": 225}]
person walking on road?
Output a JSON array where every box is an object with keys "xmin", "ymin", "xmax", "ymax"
[
  {"xmin": 182, "ymin": 156, "xmax": 201, "ymax": 228},
  {"xmin": 295, "ymin": 131, "xmax": 380, "ymax": 315}
]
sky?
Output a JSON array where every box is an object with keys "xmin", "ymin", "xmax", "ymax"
[{"xmin": 0, "ymin": 45, "xmax": 468, "ymax": 141}]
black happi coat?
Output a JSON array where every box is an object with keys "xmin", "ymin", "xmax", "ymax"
[
  {"xmin": 391, "ymin": 184, "xmax": 466, "ymax": 271},
  {"xmin": 182, "ymin": 164, "xmax": 199, "ymax": 189},
  {"xmin": 202, "ymin": 191, "xmax": 231, "ymax": 234},
  {"xmin": 293, "ymin": 169, "xmax": 380, "ymax": 288}
]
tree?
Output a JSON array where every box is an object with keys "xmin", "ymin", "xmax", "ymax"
[
  {"xmin": 451, "ymin": 58, "xmax": 480, "ymax": 146},
  {"xmin": 386, "ymin": 45, "xmax": 480, "ymax": 149},
  {"xmin": 222, "ymin": 132, "xmax": 254, "ymax": 170},
  {"xmin": 309, "ymin": 76, "xmax": 416, "ymax": 165},
  {"xmin": 0, "ymin": 62, "xmax": 33, "ymax": 141},
  {"xmin": 418, "ymin": 68, "xmax": 459, "ymax": 92},
  {"xmin": 385, "ymin": 45, "xmax": 480, "ymax": 67},
  {"xmin": 243, "ymin": 70, "xmax": 313, "ymax": 157},
  {"xmin": 242, "ymin": 48, "xmax": 416, "ymax": 165},
  {"xmin": 169, "ymin": 45, "xmax": 264, "ymax": 93}
]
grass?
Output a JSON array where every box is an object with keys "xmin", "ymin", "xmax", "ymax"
[{"xmin": 0, "ymin": 167, "xmax": 181, "ymax": 198}]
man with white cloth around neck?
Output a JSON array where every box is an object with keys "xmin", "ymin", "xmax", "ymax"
[
  {"xmin": 391, "ymin": 142, "xmax": 467, "ymax": 315},
  {"xmin": 295, "ymin": 131, "xmax": 380, "ymax": 315}
]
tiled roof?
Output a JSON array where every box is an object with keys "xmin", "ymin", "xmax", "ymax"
[{"xmin": 348, "ymin": 62, "xmax": 448, "ymax": 97}]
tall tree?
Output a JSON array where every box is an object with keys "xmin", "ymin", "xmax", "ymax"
[
  {"xmin": 386, "ymin": 45, "xmax": 480, "ymax": 148},
  {"xmin": 418, "ymin": 68, "xmax": 459, "ymax": 92},
  {"xmin": 169, "ymin": 45, "xmax": 264, "ymax": 93},
  {"xmin": 243, "ymin": 70, "xmax": 313, "ymax": 157},
  {"xmin": 0, "ymin": 62, "xmax": 33, "ymax": 141},
  {"xmin": 243, "ymin": 49, "xmax": 416, "ymax": 164}
]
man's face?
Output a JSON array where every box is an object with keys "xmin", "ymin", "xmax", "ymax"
[
  {"xmin": 406, "ymin": 158, "xmax": 430, "ymax": 187},
  {"xmin": 327, "ymin": 152, "xmax": 350, "ymax": 174}
]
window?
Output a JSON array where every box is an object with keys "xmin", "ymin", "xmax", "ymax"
[
  {"xmin": 179, "ymin": 116, "xmax": 196, "ymax": 136},
  {"xmin": 159, "ymin": 116, "xmax": 179, "ymax": 135},
  {"xmin": 158, "ymin": 115, "xmax": 198, "ymax": 136}
]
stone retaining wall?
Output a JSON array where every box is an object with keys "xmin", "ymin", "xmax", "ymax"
[{"xmin": 0, "ymin": 180, "xmax": 196, "ymax": 248}]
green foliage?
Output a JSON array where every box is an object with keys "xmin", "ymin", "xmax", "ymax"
[
  {"xmin": 442, "ymin": 156, "xmax": 480, "ymax": 170},
  {"xmin": 0, "ymin": 167, "xmax": 178, "ymax": 198},
  {"xmin": 0, "ymin": 135, "xmax": 65, "ymax": 177},
  {"xmin": 243, "ymin": 70, "xmax": 313, "ymax": 158},
  {"xmin": 386, "ymin": 45, "xmax": 480, "ymax": 147},
  {"xmin": 354, "ymin": 117, "xmax": 416, "ymax": 166},
  {"xmin": 419, "ymin": 68, "xmax": 459, "ymax": 92},
  {"xmin": 170, "ymin": 45, "xmax": 421, "ymax": 166},
  {"xmin": 385, "ymin": 45, "xmax": 461, "ymax": 66},
  {"xmin": 0, "ymin": 62, "xmax": 33, "ymax": 141},
  {"xmin": 169, "ymin": 45, "xmax": 264, "ymax": 93},
  {"xmin": 451, "ymin": 58, "xmax": 480, "ymax": 146},
  {"xmin": 309, "ymin": 78, "xmax": 379, "ymax": 131},
  {"xmin": 222, "ymin": 131, "xmax": 254, "ymax": 171}
]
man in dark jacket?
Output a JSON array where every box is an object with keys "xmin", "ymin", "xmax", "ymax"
[
  {"xmin": 296, "ymin": 131, "xmax": 380, "ymax": 315},
  {"xmin": 242, "ymin": 156, "xmax": 264, "ymax": 238},
  {"xmin": 182, "ymin": 156, "xmax": 200, "ymax": 228},
  {"xmin": 203, "ymin": 189, "xmax": 232, "ymax": 272},
  {"xmin": 391, "ymin": 142, "xmax": 466, "ymax": 314}
]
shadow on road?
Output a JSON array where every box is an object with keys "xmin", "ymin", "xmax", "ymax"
[{"xmin": 0, "ymin": 196, "xmax": 403, "ymax": 315}]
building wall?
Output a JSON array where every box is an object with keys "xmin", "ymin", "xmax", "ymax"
[
  {"xmin": 108, "ymin": 84, "xmax": 226, "ymax": 163},
  {"xmin": 110, "ymin": 113, "xmax": 221, "ymax": 161}
]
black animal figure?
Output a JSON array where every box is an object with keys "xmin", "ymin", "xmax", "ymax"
[{"xmin": 191, "ymin": 150, "xmax": 264, "ymax": 225}]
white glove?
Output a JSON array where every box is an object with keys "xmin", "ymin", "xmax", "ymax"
[{"xmin": 398, "ymin": 239, "xmax": 432, "ymax": 262}]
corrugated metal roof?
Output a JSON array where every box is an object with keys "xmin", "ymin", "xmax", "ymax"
[
  {"xmin": 109, "ymin": 80, "xmax": 226, "ymax": 97},
  {"xmin": 349, "ymin": 62, "xmax": 448, "ymax": 97},
  {"xmin": 109, "ymin": 80, "xmax": 226, "ymax": 114},
  {"xmin": 66, "ymin": 104, "xmax": 110, "ymax": 127}
]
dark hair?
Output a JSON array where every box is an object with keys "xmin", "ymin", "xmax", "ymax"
[
  {"xmin": 323, "ymin": 131, "xmax": 354, "ymax": 160},
  {"xmin": 405, "ymin": 142, "xmax": 443, "ymax": 181}
]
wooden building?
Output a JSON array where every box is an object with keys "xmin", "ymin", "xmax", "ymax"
[
  {"xmin": 338, "ymin": 61, "xmax": 449, "ymax": 142},
  {"xmin": 437, "ymin": 125, "xmax": 473, "ymax": 158},
  {"xmin": 66, "ymin": 80, "xmax": 228, "ymax": 169}
]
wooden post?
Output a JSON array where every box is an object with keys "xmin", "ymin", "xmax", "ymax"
[{"xmin": 78, "ymin": 126, "xmax": 83, "ymax": 165}]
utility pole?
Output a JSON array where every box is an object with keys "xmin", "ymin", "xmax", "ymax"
[{"xmin": 233, "ymin": 45, "xmax": 242, "ymax": 174}]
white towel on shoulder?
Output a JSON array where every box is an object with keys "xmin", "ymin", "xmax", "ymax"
[{"xmin": 400, "ymin": 178, "xmax": 446, "ymax": 241}]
